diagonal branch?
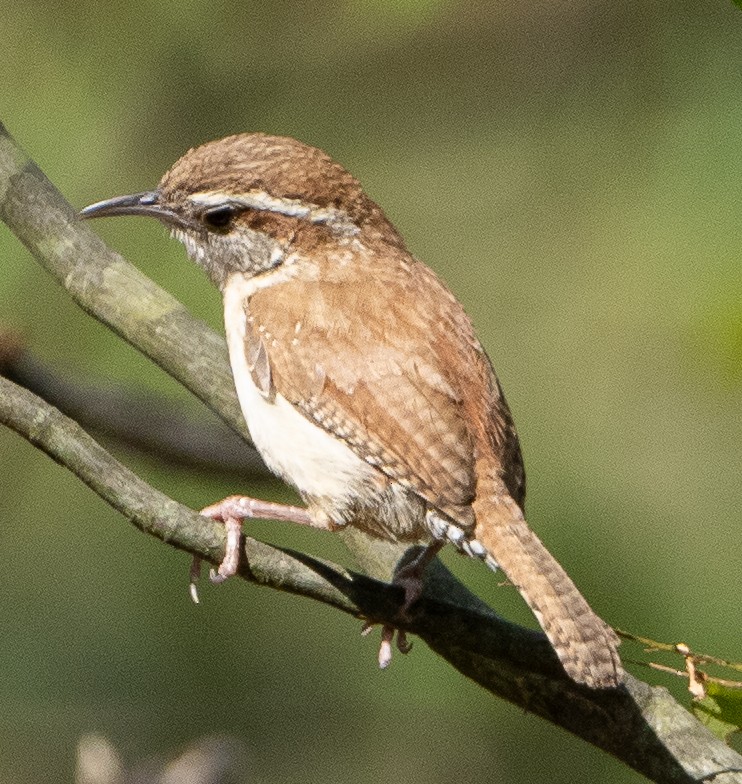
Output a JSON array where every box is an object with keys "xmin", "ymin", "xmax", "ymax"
[
  {"xmin": 4, "ymin": 374, "xmax": 741, "ymax": 783},
  {"xmin": 0, "ymin": 334, "xmax": 269, "ymax": 478},
  {"xmin": 1, "ymin": 121, "xmax": 741, "ymax": 783},
  {"xmin": 0, "ymin": 123, "xmax": 245, "ymax": 438}
]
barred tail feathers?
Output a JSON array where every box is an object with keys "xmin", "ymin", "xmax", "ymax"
[{"xmin": 471, "ymin": 482, "xmax": 622, "ymax": 689}]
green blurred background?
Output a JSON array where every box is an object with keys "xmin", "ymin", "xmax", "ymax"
[{"xmin": 1, "ymin": 0, "xmax": 741, "ymax": 781}]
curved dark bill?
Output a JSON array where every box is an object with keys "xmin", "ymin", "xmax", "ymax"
[
  {"xmin": 79, "ymin": 192, "xmax": 188, "ymax": 231},
  {"xmin": 78, "ymin": 191, "xmax": 162, "ymax": 219}
]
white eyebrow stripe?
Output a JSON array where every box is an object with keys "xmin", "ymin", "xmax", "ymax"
[{"xmin": 189, "ymin": 190, "xmax": 359, "ymax": 236}]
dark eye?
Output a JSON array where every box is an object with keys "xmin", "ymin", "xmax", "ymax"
[{"xmin": 202, "ymin": 205, "xmax": 236, "ymax": 230}]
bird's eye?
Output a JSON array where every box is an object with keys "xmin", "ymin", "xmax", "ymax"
[{"xmin": 202, "ymin": 205, "xmax": 236, "ymax": 230}]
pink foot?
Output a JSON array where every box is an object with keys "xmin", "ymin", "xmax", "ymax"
[
  {"xmin": 360, "ymin": 541, "xmax": 444, "ymax": 666},
  {"xmin": 189, "ymin": 495, "xmax": 312, "ymax": 603},
  {"xmin": 361, "ymin": 622, "xmax": 412, "ymax": 668}
]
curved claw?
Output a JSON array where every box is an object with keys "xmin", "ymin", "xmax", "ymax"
[
  {"xmin": 188, "ymin": 495, "xmax": 313, "ymax": 598},
  {"xmin": 361, "ymin": 621, "xmax": 413, "ymax": 667},
  {"xmin": 396, "ymin": 630, "xmax": 412, "ymax": 655},
  {"xmin": 189, "ymin": 556, "xmax": 202, "ymax": 604},
  {"xmin": 379, "ymin": 626, "xmax": 394, "ymax": 669}
]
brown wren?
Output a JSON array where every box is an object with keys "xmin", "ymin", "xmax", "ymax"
[{"xmin": 80, "ymin": 133, "xmax": 622, "ymax": 688}]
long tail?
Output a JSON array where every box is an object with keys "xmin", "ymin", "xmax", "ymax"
[{"xmin": 470, "ymin": 479, "xmax": 623, "ymax": 689}]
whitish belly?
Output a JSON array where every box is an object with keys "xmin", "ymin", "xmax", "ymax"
[{"xmin": 223, "ymin": 275, "xmax": 377, "ymax": 506}]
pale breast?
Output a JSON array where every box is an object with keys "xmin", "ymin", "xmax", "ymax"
[{"xmin": 223, "ymin": 273, "xmax": 380, "ymax": 512}]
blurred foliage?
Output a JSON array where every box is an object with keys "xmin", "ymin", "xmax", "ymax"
[
  {"xmin": 1, "ymin": 0, "xmax": 741, "ymax": 782},
  {"xmin": 693, "ymin": 681, "xmax": 742, "ymax": 743}
]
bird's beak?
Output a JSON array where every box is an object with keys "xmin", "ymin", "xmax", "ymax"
[{"xmin": 79, "ymin": 191, "xmax": 186, "ymax": 228}]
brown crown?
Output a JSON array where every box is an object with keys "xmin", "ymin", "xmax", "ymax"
[{"xmin": 158, "ymin": 133, "xmax": 397, "ymax": 234}]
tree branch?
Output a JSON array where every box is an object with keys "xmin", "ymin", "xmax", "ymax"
[
  {"xmin": 1, "ymin": 121, "xmax": 741, "ymax": 783},
  {"xmin": 0, "ymin": 333, "xmax": 269, "ymax": 478}
]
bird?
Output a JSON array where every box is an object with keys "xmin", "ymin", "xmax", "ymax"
[{"xmin": 80, "ymin": 133, "xmax": 623, "ymax": 688}]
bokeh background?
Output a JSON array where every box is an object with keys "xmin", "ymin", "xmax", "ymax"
[{"xmin": 1, "ymin": 1, "xmax": 741, "ymax": 781}]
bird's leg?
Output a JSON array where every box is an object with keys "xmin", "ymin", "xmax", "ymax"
[
  {"xmin": 362, "ymin": 539, "xmax": 445, "ymax": 667},
  {"xmin": 190, "ymin": 495, "xmax": 314, "ymax": 601},
  {"xmin": 192, "ymin": 497, "xmax": 443, "ymax": 672},
  {"xmin": 392, "ymin": 539, "xmax": 445, "ymax": 612}
]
